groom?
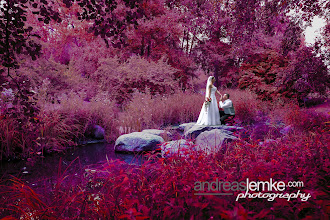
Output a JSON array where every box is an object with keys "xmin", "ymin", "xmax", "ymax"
[{"xmin": 219, "ymin": 93, "xmax": 235, "ymax": 125}]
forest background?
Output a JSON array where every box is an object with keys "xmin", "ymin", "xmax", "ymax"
[
  {"xmin": 0, "ymin": 0, "xmax": 329, "ymax": 158},
  {"xmin": 0, "ymin": 0, "xmax": 329, "ymax": 218}
]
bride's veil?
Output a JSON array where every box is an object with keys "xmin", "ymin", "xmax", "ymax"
[{"xmin": 205, "ymin": 76, "xmax": 214, "ymax": 98}]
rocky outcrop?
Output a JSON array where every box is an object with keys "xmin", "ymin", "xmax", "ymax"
[
  {"xmin": 114, "ymin": 122, "xmax": 243, "ymax": 155},
  {"xmin": 178, "ymin": 123, "xmax": 195, "ymax": 133},
  {"xmin": 183, "ymin": 123, "xmax": 243, "ymax": 139},
  {"xmin": 141, "ymin": 129, "xmax": 172, "ymax": 139},
  {"xmin": 114, "ymin": 132, "xmax": 164, "ymax": 153}
]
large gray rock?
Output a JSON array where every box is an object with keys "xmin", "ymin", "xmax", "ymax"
[
  {"xmin": 184, "ymin": 123, "xmax": 243, "ymax": 139},
  {"xmin": 161, "ymin": 139, "xmax": 195, "ymax": 158},
  {"xmin": 142, "ymin": 129, "xmax": 172, "ymax": 139},
  {"xmin": 195, "ymin": 129, "xmax": 237, "ymax": 155},
  {"xmin": 114, "ymin": 132, "xmax": 164, "ymax": 153},
  {"xmin": 178, "ymin": 122, "xmax": 196, "ymax": 132}
]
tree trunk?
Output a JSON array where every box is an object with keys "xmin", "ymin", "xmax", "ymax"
[
  {"xmin": 185, "ymin": 31, "xmax": 190, "ymax": 53},
  {"xmin": 189, "ymin": 34, "xmax": 196, "ymax": 55},
  {"xmin": 182, "ymin": 30, "xmax": 185, "ymax": 49},
  {"xmin": 214, "ymin": 61, "xmax": 220, "ymax": 88},
  {"xmin": 141, "ymin": 36, "xmax": 145, "ymax": 56},
  {"xmin": 147, "ymin": 38, "xmax": 151, "ymax": 58}
]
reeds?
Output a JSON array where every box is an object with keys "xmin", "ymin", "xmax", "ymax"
[{"xmin": 118, "ymin": 90, "xmax": 202, "ymax": 132}]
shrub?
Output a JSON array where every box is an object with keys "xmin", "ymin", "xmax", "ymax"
[{"xmin": 238, "ymin": 50, "xmax": 287, "ymax": 101}]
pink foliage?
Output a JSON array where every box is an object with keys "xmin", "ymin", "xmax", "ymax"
[
  {"xmin": 1, "ymin": 1, "xmax": 329, "ymax": 217},
  {"xmin": 238, "ymin": 46, "xmax": 328, "ymax": 103},
  {"xmin": 93, "ymin": 55, "xmax": 180, "ymax": 105}
]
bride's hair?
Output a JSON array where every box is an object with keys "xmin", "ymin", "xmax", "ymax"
[{"xmin": 205, "ymin": 76, "xmax": 215, "ymax": 97}]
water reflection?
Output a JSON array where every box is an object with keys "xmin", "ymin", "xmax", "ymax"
[{"xmin": 0, "ymin": 142, "xmax": 158, "ymax": 186}]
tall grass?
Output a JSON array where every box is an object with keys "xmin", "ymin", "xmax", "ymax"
[
  {"xmin": 0, "ymin": 92, "xmax": 120, "ymax": 159},
  {"xmin": 36, "ymin": 109, "xmax": 83, "ymax": 154},
  {"xmin": 0, "ymin": 118, "xmax": 23, "ymax": 160},
  {"xmin": 117, "ymin": 88, "xmax": 275, "ymax": 132},
  {"xmin": 283, "ymin": 104, "xmax": 329, "ymax": 132},
  {"xmin": 0, "ymin": 117, "xmax": 41, "ymax": 160},
  {"xmin": 1, "ymin": 87, "xmax": 327, "ymax": 159},
  {"xmin": 218, "ymin": 88, "xmax": 263, "ymax": 125},
  {"xmin": 42, "ymin": 92, "xmax": 120, "ymax": 144},
  {"xmin": 118, "ymin": 90, "xmax": 203, "ymax": 132}
]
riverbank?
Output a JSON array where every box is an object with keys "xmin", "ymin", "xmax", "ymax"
[{"xmin": 0, "ymin": 126, "xmax": 328, "ymax": 219}]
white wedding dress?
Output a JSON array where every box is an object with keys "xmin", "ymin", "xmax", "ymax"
[{"xmin": 196, "ymin": 86, "xmax": 221, "ymax": 125}]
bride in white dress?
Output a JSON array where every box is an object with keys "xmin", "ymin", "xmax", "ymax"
[{"xmin": 196, "ymin": 76, "xmax": 221, "ymax": 125}]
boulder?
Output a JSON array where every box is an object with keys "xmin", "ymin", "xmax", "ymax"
[
  {"xmin": 94, "ymin": 125, "xmax": 105, "ymax": 139},
  {"xmin": 161, "ymin": 139, "xmax": 195, "ymax": 158},
  {"xmin": 114, "ymin": 132, "xmax": 164, "ymax": 153},
  {"xmin": 142, "ymin": 129, "xmax": 172, "ymax": 139},
  {"xmin": 85, "ymin": 124, "xmax": 105, "ymax": 140},
  {"xmin": 195, "ymin": 129, "xmax": 237, "ymax": 155},
  {"xmin": 179, "ymin": 122, "xmax": 196, "ymax": 132},
  {"xmin": 184, "ymin": 123, "xmax": 243, "ymax": 139}
]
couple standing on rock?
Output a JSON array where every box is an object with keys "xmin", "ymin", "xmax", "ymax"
[{"xmin": 196, "ymin": 76, "xmax": 235, "ymax": 126}]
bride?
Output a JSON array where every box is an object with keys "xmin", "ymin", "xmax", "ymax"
[{"xmin": 196, "ymin": 76, "xmax": 221, "ymax": 125}]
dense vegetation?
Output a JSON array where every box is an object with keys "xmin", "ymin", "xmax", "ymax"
[{"xmin": 0, "ymin": 0, "xmax": 329, "ymax": 219}]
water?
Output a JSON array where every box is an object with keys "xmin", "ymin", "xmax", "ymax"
[{"xmin": 0, "ymin": 142, "xmax": 157, "ymax": 187}]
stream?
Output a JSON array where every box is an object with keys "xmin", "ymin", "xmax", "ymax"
[{"xmin": 0, "ymin": 142, "xmax": 156, "ymax": 189}]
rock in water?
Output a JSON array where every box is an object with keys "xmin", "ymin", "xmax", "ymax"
[
  {"xmin": 195, "ymin": 129, "xmax": 237, "ymax": 155},
  {"xmin": 84, "ymin": 124, "xmax": 105, "ymax": 140},
  {"xmin": 94, "ymin": 125, "xmax": 105, "ymax": 139},
  {"xmin": 114, "ymin": 132, "xmax": 164, "ymax": 153},
  {"xmin": 161, "ymin": 139, "xmax": 195, "ymax": 158}
]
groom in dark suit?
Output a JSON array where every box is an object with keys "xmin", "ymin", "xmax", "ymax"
[{"xmin": 219, "ymin": 93, "xmax": 235, "ymax": 125}]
